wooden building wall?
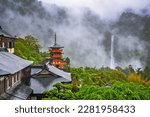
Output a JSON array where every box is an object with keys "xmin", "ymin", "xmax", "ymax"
[
  {"xmin": 0, "ymin": 66, "xmax": 31, "ymax": 95},
  {"xmin": 0, "ymin": 76, "xmax": 5, "ymax": 95},
  {"xmin": 0, "ymin": 36, "xmax": 15, "ymax": 53}
]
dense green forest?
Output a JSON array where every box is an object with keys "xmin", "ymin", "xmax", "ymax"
[
  {"xmin": 42, "ymin": 67, "xmax": 150, "ymax": 100},
  {"xmin": 15, "ymin": 35, "xmax": 49, "ymax": 65}
]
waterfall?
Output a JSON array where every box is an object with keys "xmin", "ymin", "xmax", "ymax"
[{"xmin": 110, "ymin": 35, "xmax": 115, "ymax": 69}]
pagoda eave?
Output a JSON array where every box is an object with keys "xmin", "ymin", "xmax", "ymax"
[
  {"xmin": 50, "ymin": 52, "xmax": 64, "ymax": 54},
  {"xmin": 49, "ymin": 46, "xmax": 64, "ymax": 49},
  {"xmin": 50, "ymin": 58, "xmax": 63, "ymax": 60}
]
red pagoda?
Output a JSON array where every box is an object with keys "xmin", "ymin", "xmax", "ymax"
[{"xmin": 49, "ymin": 33, "xmax": 66, "ymax": 69}]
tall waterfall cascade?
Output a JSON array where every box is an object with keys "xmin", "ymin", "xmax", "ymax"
[{"xmin": 110, "ymin": 35, "xmax": 115, "ymax": 69}]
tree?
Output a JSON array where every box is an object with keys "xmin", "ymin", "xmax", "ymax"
[
  {"xmin": 15, "ymin": 35, "xmax": 43, "ymax": 65},
  {"xmin": 42, "ymin": 66, "xmax": 150, "ymax": 100},
  {"xmin": 25, "ymin": 35, "xmax": 41, "ymax": 52},
  {"xmin": 42, "ymin": 81, "xmax": 150, "ymax": 100}
]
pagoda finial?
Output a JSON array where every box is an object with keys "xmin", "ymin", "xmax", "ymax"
[{"xmin": 54, "ymin": 33, "xmax": 57, "ymax": 45}]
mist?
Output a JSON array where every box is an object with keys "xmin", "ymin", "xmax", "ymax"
[
  {"xmin": 43, "ymin": 0, "xmax": 150, "ymax": 20},
  {"xmin": 0, "ymin": 0, "xmax": 150, "ymax": 68}
]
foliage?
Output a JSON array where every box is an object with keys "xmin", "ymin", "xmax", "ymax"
[
  {"xmin": 142, "ymin": 66, "xmax": 150, "ymax": 81},
  {"xmin": 24, "ymin": 35, "xmax": 41, "ymax": 52},
  {"xmin": 76, "ymin": 82, "xmax": 150, "ymax": 100},
  {"xmin": 42, "ymin": 81, "xmax": 150, "ymax": 100},
  {"xmin": 128, "ymin": 73, "xmax": 143, "ymax": 84},
  {"xmin": 40, "ymin": 51, "xmax": 50, "ymax": 58},
  {"xmin": 42, "ymin": 66, "xmax": 150, "ymax": 100},
  {"xmin": 64, "ymin": 57, "xmax": 71, "ymax": 69},
  {"xmin": 43, "ymin": 83, "xmax": 76, "ymax": 100},
  {"xmin": 15, "ymin": 35, "xmax": 43, "ymax": 65},
  {"xmin": 144, "ymin": 81, "xmax": 150, "ymax": 86},
  {"xmin": 67, "ymin": 67, "xmax": 127, "ymax": 86}
]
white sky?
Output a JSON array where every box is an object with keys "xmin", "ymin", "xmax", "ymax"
[{"xmin": 41, "ymin": 0, "xmax": 150, "ymax": 20}]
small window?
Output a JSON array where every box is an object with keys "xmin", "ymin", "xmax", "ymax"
[
  {"xmin": 9, "ymin": 78, "xmax": 11, "ymax": 87},
  {"xmin": 2, "ymin": 42, "xmax": 5, "ymax": 48},
  {"xmin": 12, "ymin": 42, "xmax": 14, "ymax": 48},
  {"xmin": 14, "ymin": 75, "xmax": 16, "ymax": 83},
  {"xmin": 17, "ymin": 72, "xmax": 19, "ymax": 81},
  {"xmin": 9, "ymin": 42, "xmax": 12, "ymax": 48},
  {"xmin": 7, "ymin": 79, "xmax": 10, "ymax": 89}
]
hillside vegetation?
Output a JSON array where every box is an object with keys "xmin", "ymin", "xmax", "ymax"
[
  {"xmin": 14, "ymin": 35, "xmax": 43, "ymax": 65},
  {"xmin": 42, "ymin": 67, "xmax": 150, "ymax": 100}
]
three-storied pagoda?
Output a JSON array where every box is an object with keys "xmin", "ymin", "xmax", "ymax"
[{"xmin": 49, "ymin": 34, "xmax": 66, "ymax": 69}]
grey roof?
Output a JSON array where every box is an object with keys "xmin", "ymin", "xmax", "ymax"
[
  {"xmin": 46, "ymin": 64, "xmax": 71, "ymax": 81},
  {"xmin": 0, "ymin": 69, "xmax": 9, "ymax": 76},
  {"xmin": 31, "ymin": 67, "xmax": 43, "ymax": 76},
  {"xmin": 30, "ymin": 76, "xmax": 69, "ymax": 94},
  {"xmin": 0, "ymin": 52, "xmax": 33, "ymax": 74},
  {"xmin": 0, "ymin": 28, "xmax": 14, "ymax": 38},
  {"xmin": 31, "ymin": 64, "xmax": 71, "ymax": 82},
  {"xmin": 30, "ymin": 64, "xmax": 71, "ymax": 94},
  {"xmin": 50, "ymin": 43, "xmax": 64, "ymax": 48},
  {"xmin": 0, "ymin": 83, "xmax": 33, "ymax": 100}
]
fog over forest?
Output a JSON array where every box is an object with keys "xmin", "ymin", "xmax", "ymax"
[{"xmin": 0, "ymin": 0, "xmax": 150, "ymax": 68}]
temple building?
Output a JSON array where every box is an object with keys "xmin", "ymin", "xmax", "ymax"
[
  {"xmin": 0, "ymin": 26, "xmax": 15, "ymax": 53},
  {"xmin": 30, "ymin": 64, "xmax": 71, "ymax": 100},
  {"xmin": 49, "ymin": 34, "xmax": 66, "ymax": 69},
  {"xmin": 0, "ymin": 27, "xmax": 33, "ymax": 100},
  {"xmin": 30, "ymin": 33, "xmax": 71, "ymax": 100},
  {"xmin": 0, "ymin": 28, "xmax": 71, "ymax": 100},
  {"xmin": 0, "ymin": 51, "xmax": 33, "ymax": 100}
]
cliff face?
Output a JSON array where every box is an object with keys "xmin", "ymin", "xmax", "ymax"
[{"xmin": 115, "ymin": 12, "xmax": 150, "ymax": 41}]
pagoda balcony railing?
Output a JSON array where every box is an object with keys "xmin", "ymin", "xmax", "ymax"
[
  {"xmin": 51, "ymin": 56, "xmax": 62, "ymax": 58},
  {"xmin": 51, "ymin": 50, "xmax": 62, "ymax": 53},
  {"xmin": 50, "ymin": 58, "xmax": 62, "ymax": 60},
  {"xmin": 50, "ymin": 52, "xmax": 63, "ymax": 54}
]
